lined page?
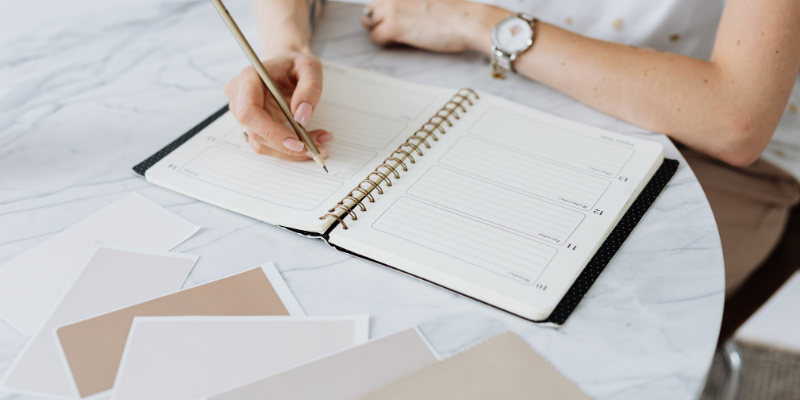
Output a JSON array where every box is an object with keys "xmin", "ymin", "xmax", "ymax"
[
  {"xmin": 469, "ymin": 109, "xmax": 634, "ymax": 177},
  {"xmin": 306, "ymin": 103, "xmax": 408, "ymax": 149},
  {"xmin": 217, "ymin": 127, "xmax": 377, "ymax": 180},
  {"xmin": 406, "ymin": 167, "xmax": 585, "ymax": 245},
  {"xmin": 330, "ymin": 93, "xmax": 664, "ymax": 319},
  {"xmin": 181, "ymin": 146, "xmax": 344, "ymax": 210},
  {"xmin": 144, "ymin": 61, "xmax": 454, "ymax": 232},
  {"xmin": 373, "ymin": 197, "xmax": 557, "ymax": 285},
  {"xmin": 440, "ymin": 136, "xmax": 610, "ymax": 210}
]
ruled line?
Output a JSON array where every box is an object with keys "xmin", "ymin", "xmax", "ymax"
[
  {"xmin": 439, "ymin": 137, "xmax": 611, "ymax": 210},
  {"xmin": 372, "ymin": 197, "xmax": 558, "ymax": 284},
  {"xmin": 306, "ymin": 102, "xmax": 408, "ymax": 150},
  {"xmin": 220, "ymin": 128, "xmax": 377, "ymax": 180},
  {"xmin": 407, "ymin": 167, "xmax": 585, "ymax": 244},
  {"xmin": 468, "ymin": 108, "xmax": 634, "ymax": 176},
  {"xmin": 180, "ymin": 146, "xmax": 342, "ymax": 210}
]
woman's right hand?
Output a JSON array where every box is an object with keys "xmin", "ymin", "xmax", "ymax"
[{"xmin": 224, "ymin": 51, "xmax": 332, "ymax": 161}]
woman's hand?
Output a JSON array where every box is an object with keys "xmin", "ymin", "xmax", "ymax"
[
  {"xmin": 224, "ymin": 51, "xmax": 332, "ymax": 161},
  {"xmin": 361, "ymin": 0, "xmax": 510, "ymax": 53}
]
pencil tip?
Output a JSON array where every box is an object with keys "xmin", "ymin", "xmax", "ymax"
[{"xmin": 312, "ymin": 154, "xmax": 328, "ymax": 173}]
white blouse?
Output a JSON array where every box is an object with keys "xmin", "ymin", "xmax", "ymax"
[{"xmin": 489, "ymin": 0, "xmax": 800, "ymax": 179}]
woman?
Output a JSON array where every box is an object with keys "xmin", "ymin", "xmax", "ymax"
[{"xmin": 224, "ymin": 0, "xmax": 800, "ymax": 296}]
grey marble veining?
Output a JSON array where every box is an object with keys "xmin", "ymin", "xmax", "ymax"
[{"xmin": 0, "ymin": 1, "xmax": 724, "ymax": 399}]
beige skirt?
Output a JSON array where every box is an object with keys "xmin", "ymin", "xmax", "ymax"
[{"xmin": 680, "ymin": 147, "xmax": 800, "ymax": 296}]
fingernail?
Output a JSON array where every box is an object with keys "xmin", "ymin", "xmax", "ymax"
[
  {"xmin": 317, "ymin": 131, "xmax": 334, "ymax": 143},
  {"xmin": 294, "ymin": 102, "xmax": 313, "ymax": 127},
  {"xmin": 283, "ymin": 138, "xmax": 305, "ymax": 152}
]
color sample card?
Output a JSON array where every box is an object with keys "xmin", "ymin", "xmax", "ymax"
[
  {"xmin": 360, "ymin": 332, "xmax": 591, "ymax": 400},
  {"xmin": 1, "ymin": 244, "xmax": 197, "ymax": 398},
  {"xmin": 111, "ymin": 316, "xmax": 369, "ymax": 400},
  {"xmin": 736, "ymin": 271, "xmax": 800, "ymax": 353},
  {"xmin": 209, "ymin": 327, "xmax": 439, "ymax": 400},
  {"xmin": 55, "ymin": 265, "xmax": 302, "ymax": 398},
  {"xmin": 0, "ymin": 192, "xmax": 200, "ymax": 335}
]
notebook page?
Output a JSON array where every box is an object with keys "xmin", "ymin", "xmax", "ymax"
[
  {"xmin": 145, "ymin": 61, "xmax": 453, "ymax": 232},
  {"xmin": 328, "ymin": 92, "xmax": 663, "ymax": 320}
]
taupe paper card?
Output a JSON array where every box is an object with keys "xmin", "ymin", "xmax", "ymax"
[
  {"xmin": 1, "ymin": 244, "xmax": 196, "ymax": 398},
  {"xmin": 209, "ymin": 327, "xmax": 439, "ymax": 400},
  {"xmin": 359, "ymin": 332, "xmax": 591, "ymax": 400},
  {"xmin": 56, "ymin": 267, "xmax": 290, "ymax": 398}
]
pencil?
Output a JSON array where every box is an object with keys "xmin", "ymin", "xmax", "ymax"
[{"xmin": 210, "ymin": 0, "xmax": 328, "ymax": 173}]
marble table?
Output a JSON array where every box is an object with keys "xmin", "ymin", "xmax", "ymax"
[{"xmin": 0, "ymin": 1, "xmax": 725, "ymax": 399}]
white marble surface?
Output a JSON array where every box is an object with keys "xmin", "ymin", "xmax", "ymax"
[{"xmin": 0, "ymin": 1, "xmax": 724, "ymax": 399}]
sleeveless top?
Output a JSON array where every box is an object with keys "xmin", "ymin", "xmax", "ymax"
[{"xmin": 490, "ymin": 0, "xmax": 800, "ymax": 180}]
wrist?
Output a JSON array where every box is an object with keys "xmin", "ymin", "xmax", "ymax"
[
  {"xmin": 463, "ymin": 4, "xmax": 512, "ymax": 54},
  {"xmin": 263, "ymin": 43, "xmax": 312, "ymax": 58},
  {"xmin": 259, "ymin": 24, "xmax": 312, "ymax": 59}
]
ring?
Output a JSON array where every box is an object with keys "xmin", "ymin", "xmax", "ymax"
[
  {"xmin": 362, "ymin": 7, "xmax": 373, "ymax": 19},
  {"xmin": 241, "ymin": 130, "xmax": 249, "ymax": 143}
]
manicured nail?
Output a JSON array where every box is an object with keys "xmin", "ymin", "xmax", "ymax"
[
  {"xmin": 305, "ymin": 147, "xmax": 328, "ymax": 158},
  {"xmin": 317, "ymin": 131, "xmax": 334, "ymax": 143},
  {"xmin": 293, "ymin": 102, "xmax": 313, "ymax": 127},
  {"xmin": 283, "ymin": 138, "xmax": 305, "ymax": 152}
]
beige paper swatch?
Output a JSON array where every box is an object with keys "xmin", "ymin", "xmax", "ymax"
[
  {"xmin": 56, "ymin": 266, "xmax": 296, "ymax": 398},
  {"xmin": 1, "ymin": 244, "xmax": 196, "ymax": 398},
  {"xmin": 0, "ymin": 192, "xmax": 200, "ymax": 335},
  {"xmin": 112, "ymin": 316, "xmax": 369, "ymax": 400},
  {"xmin": 209, "ymin": 327, "xmax": 439, "ymax": 400},
  {"xmin": 360, "ymin": 332, "xmax": 591, "ymax": 400}
]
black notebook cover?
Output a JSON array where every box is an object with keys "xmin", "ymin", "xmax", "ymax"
[{"xmin": 133, "ymin": 104, "xmax": 680, "ymax": 326}]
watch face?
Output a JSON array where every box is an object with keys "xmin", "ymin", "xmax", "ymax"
[{"xmin": 493, "ymin": 17, "xmax": 533, "ymax": 54}]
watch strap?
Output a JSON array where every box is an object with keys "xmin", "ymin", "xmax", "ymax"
[
  {"xmin": 491, "ymin": 48, "xmax": 513, "ymax": 79},
  {"xmin": 490, "ymin": 13, "xmax": 537, "ymax": 80}
]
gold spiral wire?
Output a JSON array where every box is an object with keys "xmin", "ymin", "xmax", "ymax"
[{"xmin": 319, "ymin": 88, "xmax": 479, "ymax": 229}]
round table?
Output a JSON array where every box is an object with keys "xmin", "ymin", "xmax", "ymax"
[{"xmin": 0, "ymin": 1, "xmax": 725, "ymax": 399}]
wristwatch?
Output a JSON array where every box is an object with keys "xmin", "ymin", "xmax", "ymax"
[{"xmin": 491, "ymin": 13, "xmax": 537, "ymax": 79}]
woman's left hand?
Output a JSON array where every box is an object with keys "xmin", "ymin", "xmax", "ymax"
[{"xmin": 361, "ymin": 0, "xmax": 510, "ymax": 53}]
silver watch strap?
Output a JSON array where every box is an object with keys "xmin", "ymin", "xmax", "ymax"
[
  {"xmin": 491, "ymin": 47, "xmax": 513, "ymax": 79},
  {"xmin": 490, "ymin": 13, "xmax": 536, "ymax": 80},
  {"xmin": 517, "ymin": 12, "xmax": 535, "ymax": 24}
]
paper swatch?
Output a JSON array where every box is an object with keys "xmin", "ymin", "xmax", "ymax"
[
  {"xmin": 1, "ymin": 244, "xmax": 197, "ymax": 398},
  {"xmin": 0, "ymin": 192, "xmax": 200, "ymax": 335},
  {"xmin": 735, "ymin": 271, "xmax": 800, "ymax": 353},
  {"xmin": 359, "ymin": 332, "xmax": 591, "ymax": 400},
  {"xmin": 112, "ymin": 316, "xmax": 369, "ymax": 400},
  {"xmin": 209, "ymin": 327, "xmax": 439, "ymax": 400},
  {"xmin": 55, "ymin": 264, "xmax": 302, "ymax": 398}
]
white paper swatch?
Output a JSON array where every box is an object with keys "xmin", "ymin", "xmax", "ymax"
[
  {"xmin": 1, "ymin": 244, "xmax": 197, "ymax": 398},
  {"xmin": 736, "ymin": 271, "xmax": 800, "ymax": 353},
  {"xmin": 0, "ymin": 192, "xmax": 200, "ymax": 335},
  {"xmin": 110, "ymin": 316, "xmax": 369, "ymax": 400}
]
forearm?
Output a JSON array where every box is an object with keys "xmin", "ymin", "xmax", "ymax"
[
  {"xmin": 490, "ymin": 26, "xmax": 763, "ymax": 165},
  {"xmin": 255, "ymin": 0, "xmax": 323, "ymax": 57},
  {"xmin": 462, "ymin": 1, "xmax": 800, "ymax": 166}
]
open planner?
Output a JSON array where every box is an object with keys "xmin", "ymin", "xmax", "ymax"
[{"xmin": 134, "ymin": 61, "xmax": 678, "ymax": 325}]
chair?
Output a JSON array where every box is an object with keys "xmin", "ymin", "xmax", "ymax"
[
  {"xmin": 711, "ymin": 205, "xmax": 800, "ymax": 400},
  {"xmin": 715, "ymin": 271, "xmax": 800, "ymax": 400}
]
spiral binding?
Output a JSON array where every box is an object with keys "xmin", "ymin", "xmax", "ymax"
[{"xmin": 319, "ymin": 88, "xmax": 479, "ymax": 230}]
